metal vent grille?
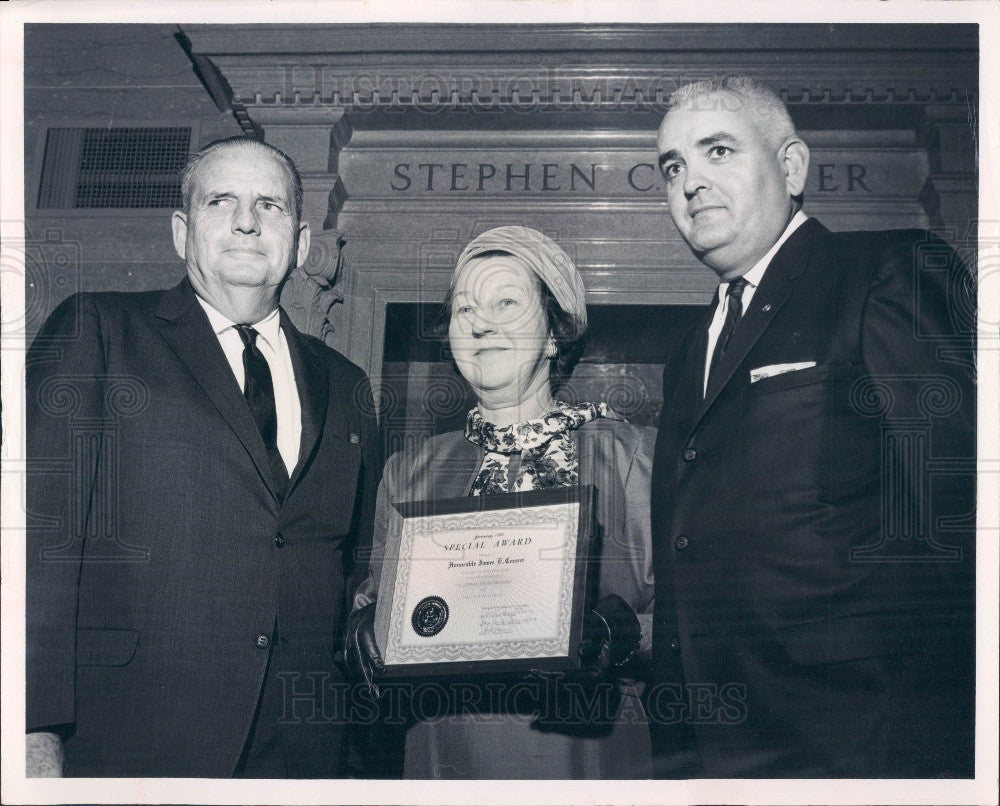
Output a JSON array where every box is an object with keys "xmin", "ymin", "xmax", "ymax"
[{"xmin": 38, "ymin": 127, "xmax": 192, "ymax": 209}]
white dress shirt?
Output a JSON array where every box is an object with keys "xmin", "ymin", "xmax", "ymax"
[
  {"xmin": 196, "ymin": 296, "xmax": 302, "ymax": 474},
  {"xmin": 703, "ymin": 210, "xmax": 809, "ymax": 396}
]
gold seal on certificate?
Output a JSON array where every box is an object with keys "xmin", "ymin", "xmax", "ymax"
[{"xmin": 373, "ymin": 485, "xmax": 595, "ymax": 678}]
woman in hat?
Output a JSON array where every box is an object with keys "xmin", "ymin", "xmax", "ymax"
[{"xmin": 347, "ymin": 226, "xmax": 654, "ymax": 779}]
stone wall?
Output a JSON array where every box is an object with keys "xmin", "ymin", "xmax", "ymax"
[{"xmin": 23, "ymin": 24, "xmax": 243, "ymax": 336}]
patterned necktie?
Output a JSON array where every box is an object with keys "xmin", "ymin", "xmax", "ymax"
[
  {"xmin": 707, "ymin": 277, "xmax": 748, "ymax": 388},
  {"xmin": 234, "ymin": 324, "xmax": 289, "ymax": 497}
]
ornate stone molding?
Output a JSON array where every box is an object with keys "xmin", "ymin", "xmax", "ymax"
[
  {"xmin": 222, "ymin": 66, "xmax": 975, "ymax": 110},
  {"xmin": 280, "ymin": 228, "xmax": 345, "ymax": 345},
  {"xmin": 181, "ymin": 24, "xmax": 977, "ymax": 112}
]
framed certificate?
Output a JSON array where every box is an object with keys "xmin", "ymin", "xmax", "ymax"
[{"xmin": 373, "ymin": 485, "xmax": 595, "ymax": 678}]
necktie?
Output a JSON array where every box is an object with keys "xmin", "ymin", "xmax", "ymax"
[
  {"xmin": 707, "ymin": 277, "xmax": 748, "ymax": 388},
  {"xmin": 235, "ymin": 324, "xmax": 289, "ymax": 497}
]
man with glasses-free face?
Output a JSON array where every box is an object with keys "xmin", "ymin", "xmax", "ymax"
[
  {"xmin": 26, "ymin": 137, "xmax": 380, "ymax": 778},
  {"xmin": 648, "ymin": 76, "xmax": 975, "ymax": 778}
]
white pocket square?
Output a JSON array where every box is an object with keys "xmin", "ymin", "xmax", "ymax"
[{"xmin": 750, "ymin": 361, "xmax": 817, "ymax": 383}]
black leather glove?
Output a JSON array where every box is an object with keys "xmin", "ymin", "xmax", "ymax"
[
  {"xmin": 579, "ymin": 593, "xmax": 642, "ymax": 674},
  {"xmin": 530, "ymin": 594, "xmax": 640, "ymax": 736},
  {"xmin": 344, "ymin": 603, "xmax": 383, "ymax": 698}
]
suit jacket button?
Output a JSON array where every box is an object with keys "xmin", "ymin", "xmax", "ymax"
[
  {"xmin": 256, "ymin": 634, "xmax": 270, "ymax": 649},
  {"xmin": 274, "ymin": 533, "xmax": 285, "ymax": 548},
  {"xmin": 674, "ymin": 535, "xmax": 689, "ymax": 550},
  {"xmin": 669, "ymin": 635, "xmax": 680, "ymax": 651},
  {"xmin": 683, "ymin": 448, "xmax": 697, "ymax": 462}
]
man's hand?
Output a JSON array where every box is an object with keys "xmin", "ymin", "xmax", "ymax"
[
  {"xmin": 344, "ymin": 602, "xmax": 383, "ymax": 698},
  {"xmin": 26, "ymin": 731, "xmax": 64, "ymax": 777}
]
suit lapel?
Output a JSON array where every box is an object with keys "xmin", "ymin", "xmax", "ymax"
[
  {"xmin": 280, "ymin": 311, "xmax": 332, "ymax": 495},
  {"xmin": 686, "ymin": 218, "xmax": 827, "ymax": 440},
  {"xmin": 153, "ymin": 278, "xmax": 284, "ymax": 501},
  {"xmin": 685, "ymin": 298, "xmax": 717, "ymax": 414},
  {"xmin": 662, "ymin": 296, "xmax": 717, "ymax": 451},
  {"xmin": 434, "ymin": 435, "xmax": 483, "ymax": 498}
]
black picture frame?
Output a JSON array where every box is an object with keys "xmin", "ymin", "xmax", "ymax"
[{"xmin": 374, "ymin": 484, "xmax": 596, "ymax": 680}]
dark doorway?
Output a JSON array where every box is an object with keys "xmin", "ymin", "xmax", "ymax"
[{"xmin": 381, "ymin": 302, "xmax": 704, "ymax": 456}]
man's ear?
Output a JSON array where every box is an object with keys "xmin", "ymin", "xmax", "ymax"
[
  {"xmin": 295, "ymin": 221, "xmax": 311, "ymax": 269},
  {"xmin": 781, "ymin": 138, "xmax": 810, "ymax": 198},
  {"xmin": 171, "ymin": 211, "xmax": 188, "ymax": 262}
]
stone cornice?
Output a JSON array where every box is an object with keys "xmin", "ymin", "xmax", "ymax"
[
  {"xmin": 181, "ymin": 23, "xmax": 976, "ymax": 55},
  {"xmin": 216, "ymin": 63, "xmax": 977, "ymax": 109},
  {"xmin": 180, "ymin": 24, "xmax": 977, "ymax": 111}
]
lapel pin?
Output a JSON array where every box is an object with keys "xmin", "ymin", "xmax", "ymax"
[
  {"xmin": 762, "ymin": 303, "xmax": 772, "ymax": 312},
  {"xmin": 349, "ymin": 433, "xmax": 360, "ymax": 444}
]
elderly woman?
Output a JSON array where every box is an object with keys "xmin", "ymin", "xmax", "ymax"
[{"xmin": 347, "ymin": 226, "xmax": 654, "ymax": 779}]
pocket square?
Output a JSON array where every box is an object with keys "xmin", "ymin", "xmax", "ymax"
[{"xmin": 750, "ymin": 361, "xmax": 816, "ymax": 383}]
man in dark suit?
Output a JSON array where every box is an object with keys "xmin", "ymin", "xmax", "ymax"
[
  {"xmin": 25, "ymin": 136, "xmax": 380, "ymax": 777},
  {"xmin": 649, "ymin": 76, "xmax": 975, "ymax": 777}
]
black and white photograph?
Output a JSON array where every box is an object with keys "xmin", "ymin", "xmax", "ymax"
[{"xmin": 1, "ymin": 1, "xmax": 997, "ymax": 804}]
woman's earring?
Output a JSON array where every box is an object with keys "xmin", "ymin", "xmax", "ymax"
[{"xmin": 546, "ymin": 339, "xmax": 557, "ymax": 358}]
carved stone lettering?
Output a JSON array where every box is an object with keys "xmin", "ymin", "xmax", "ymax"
[
  {"xmin": 817, "ymin": 163, "xmax": 873, "ymax": 193},
  {"xmin": 385, "ymin": 159, "xmax": 880, "ymax": 194},
  {"xmin": 388, "ymin": 161, "xmax": 604, "ymax": 192},
  {"xmin": 818, "ymin": 163, "xmax": 840, "ymax": 192}
]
